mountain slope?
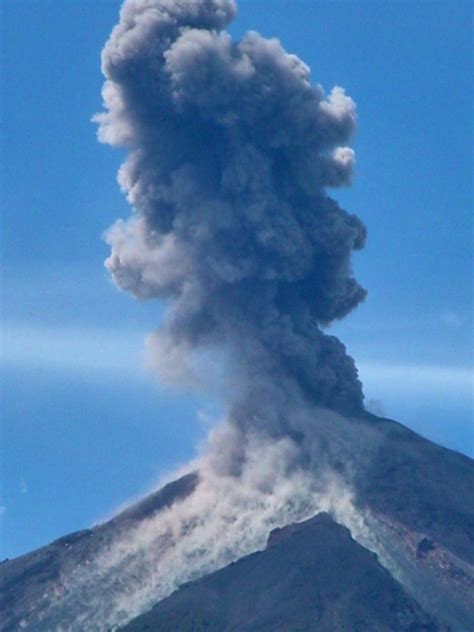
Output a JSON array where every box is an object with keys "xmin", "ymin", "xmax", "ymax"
[
  {"xmin": 357, "ymin": 413, "xmax": 474, "ymax": 564},
  {"xmin": 120, "ymin": 513, "xmax": 444, "ymax": 632},
  {"xmin": 1, "ymin": 414, "xmax": 473, "ymax": 631}
]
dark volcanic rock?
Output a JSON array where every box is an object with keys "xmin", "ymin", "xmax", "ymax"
[
  {"xmin": 119, "ymin": 513, "xmax": 444, "ymax": 632},
  {"xmin": 358, "ymin": 413, "xmax": 474, "ymax": 565}
]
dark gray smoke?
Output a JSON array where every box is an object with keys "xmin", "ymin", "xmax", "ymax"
[{"xmin": 96, "ymin": 0, "xmax": 367, "ymax": 447}]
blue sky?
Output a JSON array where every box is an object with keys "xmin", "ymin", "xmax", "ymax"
[{"xmin": 1, "ymin": 0, "xmax": 472, "ymax": 558}]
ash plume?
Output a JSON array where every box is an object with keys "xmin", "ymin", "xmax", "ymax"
[
  {"xmin": 97, "ymin": 0, "xmax": 367, "ymax": 444},
  {"xmin": 86, "ymin": 0, "xmax": 379, "ymax": 627}
]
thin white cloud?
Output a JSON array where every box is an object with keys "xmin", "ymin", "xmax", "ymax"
[
  {"xmin": 358, "ymin": 361, "xmax": 473, "ymax": 398},
  {"xmin": 440, "ymin": 310, "xmax": 465, "ymax": 328},
  {"xmin": 1, "ymin": 323, "xmax": 145, "ymax": 376},
  {"xmin": 1, "ymin": 324, "xmax": 472, "ymax": 404}
]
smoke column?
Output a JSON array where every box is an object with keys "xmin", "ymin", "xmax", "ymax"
[
  {"xmin": 97, "ymin": 0, "xmax": 367, "ymax": 449},
  {"xmin": 37, "ymin": 1, "xmax": 376, "ymax": 629}
]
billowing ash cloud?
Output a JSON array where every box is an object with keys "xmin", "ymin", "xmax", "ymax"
[
  {"xmin": 96, "ymin": 0, "xmax": 367, "ymax": 439},
  {"xmin": 19, "ymin": 5, "xmax": 445, "ymax": 630}
]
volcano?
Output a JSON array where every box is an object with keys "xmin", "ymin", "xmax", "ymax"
[
  {"xmin": 2, "ymin": 412, "xmax": 473, "ymax": 631},
  {"xmin": 3, "ymin": 1, "xmax": 471, "ymax": 630}
]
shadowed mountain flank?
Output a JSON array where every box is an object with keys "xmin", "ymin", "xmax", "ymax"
[{"xmin": 357, "ymin": 414, "xmax": 474, "ymax": 565}]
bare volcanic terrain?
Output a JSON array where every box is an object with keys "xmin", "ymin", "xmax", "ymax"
[{"xmin": 1, "ymin": 413, "xmax": 473, "ymax": 631}]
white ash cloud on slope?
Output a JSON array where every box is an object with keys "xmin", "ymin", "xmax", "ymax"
[
  {"xmin": 46, "ymin": 412, "xmax": 383, "ymax": 631},
  {"xmin": 69, "ymin": 0, "xmax": 402, "ymax": 628}
]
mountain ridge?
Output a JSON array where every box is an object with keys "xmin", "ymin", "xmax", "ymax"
[{"xmin": 1, "ymin": 413, "xmax": 473, "ymax": 631}]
